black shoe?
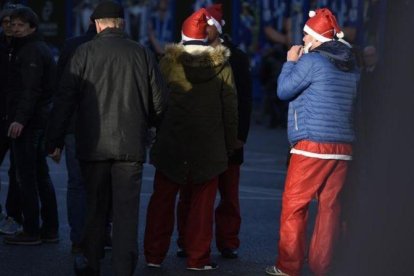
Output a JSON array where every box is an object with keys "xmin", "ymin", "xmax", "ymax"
[
  {"xmin": 3, "ymin": 231, "xmax": 42, "ymax": 245},
  {"xmin": 187, "ymin": 263, "xmax": 218, "ymax": 271},
  {"xmin": 74, "ymin": 255, "xmax": 100, "ymax": 276},
  {"xmin": 176, "ymin": 248, "xmax": 187, "ymax": 258},
  {"xmin": 221, "ymin": 248, "xmax": 238, "ymax": 259}
]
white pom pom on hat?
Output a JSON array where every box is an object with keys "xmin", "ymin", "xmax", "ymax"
[
  {"xmin": 309, "ymin": 10, "xmax": 316, "ymax": 17},
  {"xmin": 336, "ymin": 31, "xmax": 344, "ymax": 38}
]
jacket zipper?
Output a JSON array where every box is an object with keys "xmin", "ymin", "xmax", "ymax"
[{"xmin": 294, "ymin": 110, "xmax": 298, "ymax": 130}]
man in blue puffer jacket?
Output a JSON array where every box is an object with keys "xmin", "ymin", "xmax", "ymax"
[{"xmin": 266, "ymin": 8, "xmax": 359, "ymax": 276}]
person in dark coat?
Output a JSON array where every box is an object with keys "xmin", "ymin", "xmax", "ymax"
[
  {"xmin": 0, "ymin": 3, "xmax": 24, "ymax": 235},
  {"xmin": 56, "ymin": 21, "xmax": 112, "ymax": 255},
  {"xmin": 56, "ymin": 22, "xmax": 97, "ymax": 255},
  {"xmin": 46, "ymin": 2, "xmax": 167, "ymax": 275},
  {"xmin": 3, "ymin": 7, "xmax": 59, "ymax": 246},
  {"xmin": 144, "ymin": 8, "xmax": 238, "ymax": 271},
  {"xmin": 175, "ymin": 3, "xmax": 252, "ymax": 260}
]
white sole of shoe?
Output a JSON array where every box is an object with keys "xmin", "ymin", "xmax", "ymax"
[{"xmin": 147, "ymin": 263, "xmax": 161, "ymax": 268}]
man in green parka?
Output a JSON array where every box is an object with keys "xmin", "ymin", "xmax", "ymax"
[{"xmin": 144, "ymin": 8, "xmax": 238, "ymax": 271}]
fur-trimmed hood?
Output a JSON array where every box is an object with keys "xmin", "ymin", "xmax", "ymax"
[{"xmin": 160, "ymin": 43, "xmax": 231, "ymax": 84}]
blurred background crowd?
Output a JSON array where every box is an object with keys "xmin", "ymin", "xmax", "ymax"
[{"xmin": 0, "ymin": 0, "xmax": 385, "ymax": 128}]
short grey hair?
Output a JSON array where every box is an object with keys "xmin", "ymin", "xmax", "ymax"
[{"xmin": 95, "ymin": 18, "xmax": 124, "ymax": 28}]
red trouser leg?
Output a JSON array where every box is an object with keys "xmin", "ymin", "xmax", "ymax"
[
  {"xmin": 276, "ymin": 154, "xmax": 348, "ymax": 276},
  {"xmin": 144, "ymin": 171, "xmax": 179, "ymax": 264},
  {"xmin": 308, "ymin": 161, "xmax": 348, "ymax": 276},
  {"xmin": 176, "ymin": 185, "xmax": 191, "ymax": 250},
  {"xmin": 184, "ymin": 178, "xmax": 218, "ymax": 268},
  {"xmin": 215, "ymin": 164, "xmax": 241, "ymax": 251}
]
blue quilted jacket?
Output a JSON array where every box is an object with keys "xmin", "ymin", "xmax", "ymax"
[{"xmin": 277, "ymin": 41, "xmax": 360, "ymax": 145}]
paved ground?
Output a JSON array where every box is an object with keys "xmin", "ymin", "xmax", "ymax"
[{"xmin": 0, "ymin": 123, "xmax": 297, "ymax": 276}]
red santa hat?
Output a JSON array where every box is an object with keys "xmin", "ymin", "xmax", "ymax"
[
  {"xmin": 206, "ymin": 4, "xmax": 225, "ymax": 34},
  {"xmin": 181, "ymin": 8, "xmax": 208, "ymax": 42},
  {"xmin": 303, "ymin": 8, "xmax": 344, "ymax": 42}
]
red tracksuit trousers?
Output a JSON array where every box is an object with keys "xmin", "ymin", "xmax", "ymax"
[
  {"xmin": 177, "ymin": 164, "xmax": 241, "ymax": 252},
  {"xmin": 144, "ymin": 170, "xmax": 218, "ymax": 267},
  {"xmin": 276, "ymin": 153, "xmax": 349, "ymax": 276}
]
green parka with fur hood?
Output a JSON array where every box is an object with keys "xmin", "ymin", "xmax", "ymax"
[{"xmin": 151, "ymin": 43, "xmax": 238, "ymax": 185}]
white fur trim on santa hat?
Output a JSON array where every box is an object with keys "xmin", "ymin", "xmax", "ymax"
[
  {"xmin": 183, "ymin": 44, "xmax": 215, "ymax": 54},
  {"xmin": 303, "ymin": 24, "xmax": 332, "ymax": 43},
  {"xmin": 207, "ymin": 16, "xmax": 223, "ymax": 34},
  {"xmin": 309, "ymin": 10, "xmax": 316, "ymax": 17},
  {"xmin": 181, "ymin": 31, "xmax": 208, "ymax": 42}
]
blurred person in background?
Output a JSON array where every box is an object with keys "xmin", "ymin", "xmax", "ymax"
[
  {"xmin": 147, "ymin": 0, "xmax": 173, "ymax": 58},
  {"xmin": 259, "ymin": 0, "xmax": 290, "ymax": 129}
]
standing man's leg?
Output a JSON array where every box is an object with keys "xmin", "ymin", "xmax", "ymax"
[
  {"xmin": 79, "ymin": 161, "xmax": 112, "ymax": 272},
  {"xmin": 184, "ymin": 177, "xmax": 218, "ymax": 269},
  {"xmin": 308, "ymin": 161, "xmax": 348, "ymax": 276},
  {"xmin": 176, "ymin": 184, "xmax": 191, "ymax": 254},
  {"xmin": 6, "ymin": 129, "xmax": 41, "ymax": 243},
  {"xmin": 36, "ymin": 131, "xmax": 59, "ymax": 242},
  {"xmin": 64, "ymin": 134, "xmax": 86, "ymax": 251},
  {"xmin": 111, "ymin": 161, "xmax": 143, "ymax": 276},
  {"xmin": 0, "ymin": 136, "xmax": 23, "ymax": 235},
  {"xmin": 0, "ymin": 131, "xmax": 22, "ymax": 231},
  {"xmin": 4, "ymin": 150, "xmax": 22, "ymax": 225},
  {"xmin": 215, "ymin": 164, "xmax": 241, "ymax": 257},
  {"xmin": 144, "ymin": 171, "xmax": 179, "ymax": 265},
  {"xmin": 274, "ymin": 155, "xmax": 338, "ymax": 276}
]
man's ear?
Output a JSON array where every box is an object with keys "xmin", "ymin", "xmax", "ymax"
[{"xmin": 95, "ymin": 20, "xmax": 101, "ymax": 33}]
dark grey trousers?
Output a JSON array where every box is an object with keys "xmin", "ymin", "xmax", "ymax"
[{"xmin": 80, "ymin": 160, "xmax": 142, "ymax": 276}]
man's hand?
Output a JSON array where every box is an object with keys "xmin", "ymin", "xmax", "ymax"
[
  {"xmin": 48, "ymin": 148, "xmax": 62, "ymax": 163},
  {"xmin": 287, "ymin": 45, "xmax": 304, "ymax": 62},
  {"xmin": 7, "ymin": 122, "xmax": 24, "ymax": 139}
]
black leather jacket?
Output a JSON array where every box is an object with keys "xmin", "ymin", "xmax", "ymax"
[{"xmin": 47, "ymin": 28, "xmax": 167, "ymax": 162}]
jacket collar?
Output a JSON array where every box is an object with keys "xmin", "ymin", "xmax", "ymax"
[
  {"xmin": 95, "ymin": 28, "xmax": 128, "ymax": 40},
  {"xmin": 12, "ymin": 31, "xmax": 42, "ymax": 50}
]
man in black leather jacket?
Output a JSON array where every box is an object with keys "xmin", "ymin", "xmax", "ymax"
[{"xmin": 46, "ymin": 2, "xmax": 167, "ymax": 275}]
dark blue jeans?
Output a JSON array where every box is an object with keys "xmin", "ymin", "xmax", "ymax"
[
  {"xmin": 64, "ymin": 134, "xmax": 112, "ymax": 244},
  {"xmin": 65, "ymin": 134, "xmax": 86, "ymax": 243},
  {"xmin": 0, "ymin": 123, "xmax": 19, "ymax": 221},
  {"xmin": 12, "ymin": 128, "xmax": 58, "ymax": 236}
]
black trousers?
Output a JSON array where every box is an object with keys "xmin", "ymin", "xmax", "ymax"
[
  {"xmin": 12, "ymin": 129, "xmax": 58, "ymax": 235},
  {"xmin": 80, "ymin": 160, "xmax": 142, "ymax": 276}
]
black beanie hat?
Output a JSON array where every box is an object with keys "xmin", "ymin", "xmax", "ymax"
[{"xmin": 90, "ymin": 1, "xmax": 124, "ymax": 20}]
